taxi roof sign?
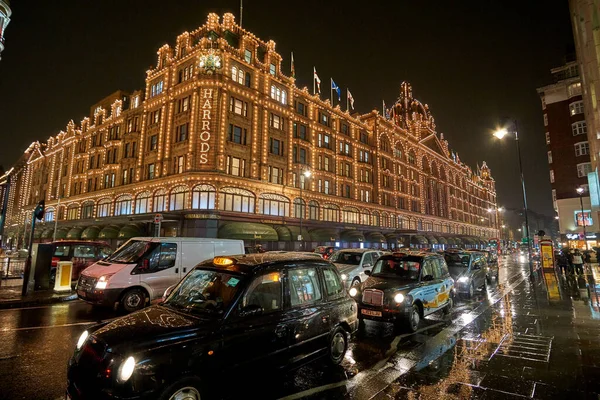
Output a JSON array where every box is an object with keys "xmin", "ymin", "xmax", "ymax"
[{"xmin": 213, "ymin": 257, "xmax": 234, "ymax": 266}]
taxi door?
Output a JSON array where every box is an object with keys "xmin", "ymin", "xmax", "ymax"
[{"xmin": 420, "ymin": 258, "xmax": 440, "ymax": 315}]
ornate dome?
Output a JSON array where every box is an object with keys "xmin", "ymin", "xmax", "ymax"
[{"xmin": 390, "ymin": 82, "xmax": 435, "ymax": 131}]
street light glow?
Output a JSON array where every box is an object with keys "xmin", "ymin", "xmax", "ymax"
[
  {"xmin": 487, "ymin": 208, "xmax": 493, "ymax": 213},
  {"xmin": 493, "ymin": 128, "xmax": 508, "ymax": 139},
  {"xmin": 502, "ymin": 225, "xmax": 506, "ymax": 228},
  {"xmin": 576, "ymin": 187, "xmax": 584, "ymax": 195},
  {"xmin": 498, "ymin": 206, "xmax": 504, "ymax": 212},
  {"xmin": 303, "ymin": 169, "xmax": 311, "ymax": 178}
]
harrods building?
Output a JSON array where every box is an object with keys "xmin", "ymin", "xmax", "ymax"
[{"xmin": 1, "ymin": 13, "xmax": 499, "ymax": 250}]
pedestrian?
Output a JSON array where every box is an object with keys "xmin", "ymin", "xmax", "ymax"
[
  {"xmin": 572, "ymin": 249, "xmax": 584, "ymax": 275},
  {"xmin": 557, "ymin": 250, "xmax": 570, "ymax": 275}
]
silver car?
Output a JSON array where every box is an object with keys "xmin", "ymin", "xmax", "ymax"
[{"xmin": 330, "ymin": 249, "xmax": 384, "ymax": 288}]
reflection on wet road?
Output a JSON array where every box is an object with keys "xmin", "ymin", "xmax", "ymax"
[{"xmin": 1, "ymin": 256, "xmax": 599, "ymax": 399}]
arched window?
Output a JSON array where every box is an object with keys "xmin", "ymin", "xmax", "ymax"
[
  {"xmin": 294, "ymin": 198, "xmax": 306, "ymax": 219},
  {"xmin": 342, "ymin": 207, "xmax": 360, "ymax": 224},
  {"xmin": 390, "ymin": 213, "xmax": 397, "ymax": 228},
  {"xmin": 372, "ymin": 211, "xmax": 380, "ymax": 226},
  {"xmin": 114, "ymin": 195, "xmax": 132, "ymax": 216},
  {"xmin": 153, "ymin": 189, "xmax": 166, "ymax": 212},
  {"xmin": 309, "ymin": 200, "xmax": 319, "ymax": 220},
  {"xmin": 81, "ymin": 201, "xmax": 94, "ymax": 219},
  {"xmin": 323, "ymin": 204, "xmax": 340, "ymax": 222},
  {"xmin": 44, "ymin": 207, "xmax": 55, "ymax": 222},
  {"xmin": 394, "ymin": 143, "xmax": 403, "ymax": 160},
  {"xmin": 259, "ymin": 193, "xmax": 289, "ymax": 217},
  {"xmin": 135, "ymin": 192, "xmax": 150, "ymax": 214},
  {"xmin": 422, "ymin": 157, "xmax": 431, "ymax": 174},
  {"xmin": 97, "ymin": 199, "xmax": 111, "ymax": 218},
  {"xmin": 66, "ymin": 204, "xmax": 78, "ymax": 220},
  {"xmin": 169, "ymin": 186, "xmax": 188, "ymax": 211},
  {"xmin": 408, "ymin": 151, "xmax": 416, "ymax": 165},
  {"xmin": 361, "ymin": 210, "xmax": 370, "ymax": 225},
  {"xmin": 219, "ymin": 187, "xmax": 255, "ymax": 213},
  {"xmin": 381, "ymin": 212, "xmax": 389, "ymax": 228},
  {"xmin": 192, "ymin": 184, "xmax": 216, "ymax": 209},
  {"xmin": 380, "ymin": 136, "xmax": 391, "ymax": 153}
]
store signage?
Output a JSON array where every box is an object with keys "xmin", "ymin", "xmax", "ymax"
[
  {"xmin": 261, "ymin": 219, "xmax": 284, "ymax": 225},
  {"xmin": 586, "ymin": 234, "xmax": 597, "ymax": 239},
  {"xmin": 574, "ymin": 210, "xmax": 593, "ymax": 227},
  {"xmin": 184, "ymin": 213, "xmax": 220, "ymax": 220},
  {"xmin": 566, "ymin": 233, "xmax": 580, "ymax": 240},
  {"xmin": 199, "ymin": 88, "xmax": 213, "ymax": 164}
]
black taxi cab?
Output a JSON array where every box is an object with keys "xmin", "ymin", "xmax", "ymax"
[
  {"xmin": 66, "ymin": 253, "xmax": 357, "ymax": 400},
  {"xmin": 350, "ymin": 252, "xmax": 454, "ymax": 332}
]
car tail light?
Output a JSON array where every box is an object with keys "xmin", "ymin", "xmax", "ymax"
[{"xmin": 51, "ymin": 257, "xmax": 59, "ymax": 267}]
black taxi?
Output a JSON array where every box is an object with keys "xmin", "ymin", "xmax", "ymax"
[
  {"xmin": 350, "ymin": 252, "xmax": 454, "ymax": 332},
  {"xmin": 66, "ymin": 253, "xmax": 357, "ymax": 400}
]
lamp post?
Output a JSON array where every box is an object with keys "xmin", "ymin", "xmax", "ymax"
[
  {"xmin": 52, "ymin": 196, "xmax": 61, "ymax": 242},
  {"xmin": 576, "ymin": 186, "xmax": 589, "ymax": 250},
  {"xmin": 487, "ymin": 206, "xmax": 504, "ymax": 236},
  {"xmin": 298, "ymin": 168, "xmax": 311, "ymax": 250},
  {"xmin": 494, "ymin": 121, "xmax": 534, "ymax": 278}
]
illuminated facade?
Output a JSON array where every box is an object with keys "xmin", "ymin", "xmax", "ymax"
[
  {"xmin": 3, "ymin": 13, "xmax": 498, "ymax": 249},
  {"xmin": 0, "ymin": 0, "xmax": 10, "ymax": 59}
]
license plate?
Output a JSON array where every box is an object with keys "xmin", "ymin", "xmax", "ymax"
[{"xmin": 361, "ymin": 309, "xmax": 382, "ymax": 317}]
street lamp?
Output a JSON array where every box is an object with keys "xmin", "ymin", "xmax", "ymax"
[
  {"xmin": 298, "ymin": 168, "xmax": 311, "ymax": 250},
  {"xmin": 576, "ymin": 186, "xmax": 589, "ymax": 250},
  {"xmin": 487, "ymin": 206, "xmax": 504, "ymax": 236},
  {"xmin": 493, "ymin": 120, "xmax": 533, "ymax": 278}
]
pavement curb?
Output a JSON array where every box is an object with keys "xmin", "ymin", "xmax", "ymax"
[{"xmin": 0, "ymin": 293, "xmax": 78, "ymax": 310}]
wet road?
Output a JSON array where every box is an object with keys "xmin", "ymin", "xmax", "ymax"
[{"xmin": 0, "ymin": 256, "xmax": 599, "ymax": 399}]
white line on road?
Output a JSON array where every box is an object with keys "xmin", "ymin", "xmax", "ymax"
[{"xmin": 0, "ymin": 321, "xmax": 95, "ymax": 332}]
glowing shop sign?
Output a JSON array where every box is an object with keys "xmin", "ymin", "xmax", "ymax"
[{"xmin": 199, "ymin": 88, "xmax": 213, "ymax": 164}]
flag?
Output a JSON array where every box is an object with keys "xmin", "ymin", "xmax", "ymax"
[
  {"xmin": 331, "ymin": 79, "xmax": 341, "ymax": 101},
  {"xmin": 291, "ymin": 52, "xmax": 295, "ymax": 79},
  {"xmin": 383, "ymin": 100, "xmax": 390, "ymax": 119},
  {"xmin": 347, "ymin": 89, "xmax": 355, "ymax": 110},
  {"xmin": 313, "ymin": 67, "xmax": 321, "ymax": 94}
]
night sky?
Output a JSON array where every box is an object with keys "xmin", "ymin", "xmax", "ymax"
[{"xmin": 0, "ymin": 0, "xmax": 573, "ymax": 216}]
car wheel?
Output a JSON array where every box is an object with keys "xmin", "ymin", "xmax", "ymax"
[
  {"xmin": 328, "ymin": 326, "xmax": 348, "ymax": 365},
  {"xmin": 159, "ymin": 377, "xmax": 204, "ymax": 400},
  {"xmin": 121, "ymin": 288, "xmax": 146, "ymax": 313},
  {"xmin": 405, "ymin": 304, "xmax": 421, "ymax": 333},
  {"xmin": 351, "ymin": 278, "xmax": 361, "ymax": 287}
]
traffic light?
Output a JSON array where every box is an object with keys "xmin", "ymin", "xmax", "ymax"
[{"xmin": 33, "ymin": 199, "xmax": 45, "ymax": 221}]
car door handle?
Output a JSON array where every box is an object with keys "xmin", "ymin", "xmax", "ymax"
[
  {"xmin": 275, "ymin": 325, "xmax": 288, "ymax": 338},
  {"xmin": 183, "ymin": 267, "xmax": 187, "ymax": 273},
  {"xmin": 175, "ymin": 268, "xmax": 179, "ymax": 273},
  {"xmin": 322, "ymin": 314, "xmax": 330, "ymax": 323}
]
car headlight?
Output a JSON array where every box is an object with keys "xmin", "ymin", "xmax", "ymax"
[
  {"xmin": 394, "ymin": 293, "xmax": 404, "ymax": 303},
  {"xmin": 349, "ymin": 287, "xmax": 358, "ymax": 297},
  {"xmin": 458, "ymin": 276, "xmax": 469, "ymax": 283},
  {"xmin": 95, "ymin": 275, "xmax": 111, "ymax": 289},
  {"xmin": 341, "ymin": 273, "xmax": 348, "ymax": 281},
  {"xmin": 118, "ymin": 356, "xmax": 136, "ymax": 382},
  {"xmin": 76, "ymin": 330, "xmax": 89, "ymax": 350}
]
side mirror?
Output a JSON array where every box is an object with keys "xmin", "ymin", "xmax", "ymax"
[
  {"xmin": 364, "ymin": 270, "xmax": 371, "ymax": 276},
  {"xmin": 240, "ymin": 304, "xmax": 263, "ymax": 318},
  {"xmin": 472, "ymin": 264, "xmax": 481, "ymax": 270},
  {"xmin": 162, "ymin": 285, "xmax": 176, "ymax": 302},
  {"xmin": 363, "ymin": 263, "xmax": 372, "ymax": 269},
  {"xmin": 140, "ymin": 259, "xmax": 150, "ymax": 270},
  {"xmin": 423, "ymin": 274, "xmax": 434, "ymax": 281}
]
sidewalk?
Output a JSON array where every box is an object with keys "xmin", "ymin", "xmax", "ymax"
[
  {"xmin": 377, "ymin": 264, "xmax": 600, "ymax": 399},
  {"xmin": 0, "ymin": 284, "xmax": 77, "ymax": 309}
]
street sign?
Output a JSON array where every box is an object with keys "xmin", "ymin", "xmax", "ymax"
[
  {"xmin": 521, "ymin": 237, "xmax": 529, "ymax": 244},
  {"xmin": 154, "ymin": 213, "xmax": 163, "ymax": 223}
]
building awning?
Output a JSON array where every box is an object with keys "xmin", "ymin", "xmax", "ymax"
[
  {"xmin": 66, "ymin": 227, "xmax": 84, "ymax": 240},
  {"xmin": 461, "ymin": 237, "xmax": 475, "ymax": 245},
  {"xmin": 118, "ymin": 224, "xmax": 145, "ymax": 239},
  {"xmin": 436, "ymin": 236, "xmax": 448, "ymax": 245},
  {"xmin": 99, "ymin": 225, "xmax": 122, "ymax": 239},
  {"xmin": 33, "ymin": 227, "xmax": 45, "ymax": 239},
  {"xmin": 287, "ymin": 225, "xmax": 312, "ymax": 242},
  {"xmin": 445, "ymin": 237, "xmax": 456, "ymax": 245},
  {"xmin": 453, "ymin": 237, "xmax": 463, "ymax": 245},
  {"xmin": 273, "ymin": 225, "xmax": 292, "ymax": 241},
  {"xmin": 365, "ymin": 232, "xmax": 384, "ymax": 243},
  {"xmin": 340, "ymin": 230, "xmax": 365, "ymax": 243},
  {"xmin": 426, "ymin": 235, "xmax": 438, "ymax": 244},
  {"xmin": 309, "ymin": 228, "xmax": 339, "ymax": 242},
  {"xmin": 81, "ymin": 226, "xmax": 101, "ymax": 240},
  {"xmin": 411, "ymin": 235, "xmax": 428, "ymax": 245},
  {"xmin": 218, "ymin": 222, "xmax": 278, "ymax": 241},
  {"xmin": 41, "ymin": 228, "xmax": 54, "ymax": 240},
  {"xmin": 54, "ymin": 227, "xmax": 71, "ymax": 240}
]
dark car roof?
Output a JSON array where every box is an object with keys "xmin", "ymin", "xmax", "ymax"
[
  {"xmin": 50, "ymin": 240, "xmax": 108, "ymax": 246},
  {"xmin": 197, "ymin": 252, "xmax": 331, "ymax": 275}
]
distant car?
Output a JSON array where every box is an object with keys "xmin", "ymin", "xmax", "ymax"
[
  {"xmin": 50, "ymin": 241, "xmax": 113, "ymax": 284},
  {"xmin": 467, "ymin": 249, "xmax": 499, "ymax": 281},
  {"xmin": 350, "ymin": 252, "xmax": 454, "ymax": 332},
  {"xmin": 313, "ymin": 246, "xmax": 339, "ymax": 260},
  {"xmin": 444, "ymin": 250, "xmax": 489, "ymax": 297},
  {"xmin": 244, "ymin": 246, "xmax": 258, "ymax": 254},
  {"xmin": 329, "ymin": 249, "xmax": 384, "ymax": 288},
  {"xmin": 67, "ymin": 253, "xmax": 358, "ymax": 399}
]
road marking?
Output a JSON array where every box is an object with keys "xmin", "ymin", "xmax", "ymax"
[{"xmin": 277, "ymin": 380, "xmax": 348, "ymax": 400}]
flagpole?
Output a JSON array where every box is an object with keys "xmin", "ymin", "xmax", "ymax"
[
  {"xmin": 346, "ymin": 89, "xmax": 349, "ymax": 112},
  {"xmin": 313, "ymin": 68, "xmax": 315, "ymax": 95},
  {"xmin": 330, "ymin": 78, "xmax": 333, "ymax": 105},
  {"xmin": 382, "ymin": 100, "xmax": 385, "ymax": 116},
  {"xmin": 240, "ymin": 0, "xmax": 243, "ymax": 28}
]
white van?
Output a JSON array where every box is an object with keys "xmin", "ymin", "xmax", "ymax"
[{"xmin": 76, "ymin": 237, "xmax": 244, "ymax": 312}]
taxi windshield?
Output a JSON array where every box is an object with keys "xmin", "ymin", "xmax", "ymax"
[
  {"xmin": 330, "ymin": 251, "xmax": 362, "ymax": 265},
  {"xmin": 164, "ymin": 269, "xmax": 243, "ymax": 316},
  {"xmin": 371, "ymin": 257, "xmax": 421, "ymax": 280},
  {"xmin": 444, "ymin": 253, "xmax": 471, "ymax": 268}
]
